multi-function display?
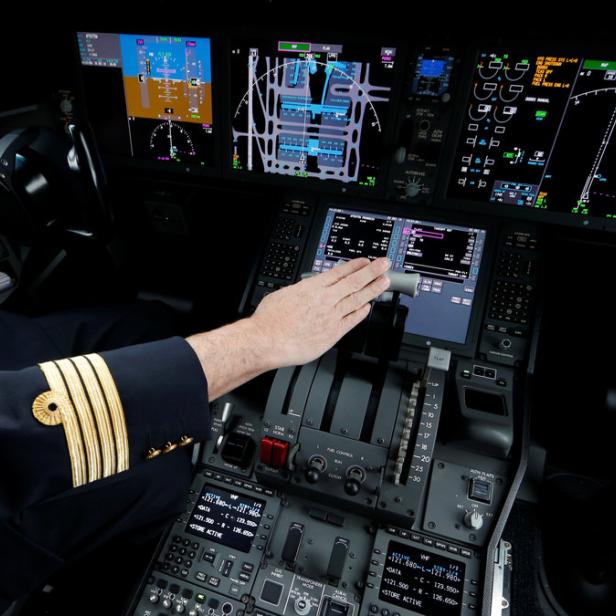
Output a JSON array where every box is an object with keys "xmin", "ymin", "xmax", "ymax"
[{"xmin": 311, "ymin": 208, "xmax": 486, "ymax": 344}]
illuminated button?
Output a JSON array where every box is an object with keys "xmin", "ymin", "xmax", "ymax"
[
  {"xmin": 242, "ymin": 563, "xmax": 254, "ymax": 573},
  {"xmin": 208, "ymin": 576, "xmax": 220, "ymax": 587},
  {"xmin": 196, "ymin": 572, "xmax": 207, "ymax": 582},
  {"xmin": 461, "ymin": 549, "xmax": 473, "ymax": 558},
  {"xmin": 435, "ymin": 541, "xmax": 447, "ymax": 551},
  {"xmin": 196, "ymin": 593, "xmax": 206, "ymax": 603},
  {"xmin": 239, "ymin": 573, "xmax": 251, "ymax": 582},
  {"xmin": 203, "ymin": 552, "xmax": 216, "ymax": 563}
]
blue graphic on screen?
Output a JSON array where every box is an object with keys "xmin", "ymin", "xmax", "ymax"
[
  {"xmin": 411, "ymin": 54, "xmax": 455, "ymax": 97},
  {"xmin": 311, "ymin": 208, "xmax": 486, "ymax": 344},
  {"xmin": 419, "ymin": 59, "xmax": 446, "ymax": 78},
  {"xmin": 119, "ymin": 35, "xmax": 211, "ymax": 83}
]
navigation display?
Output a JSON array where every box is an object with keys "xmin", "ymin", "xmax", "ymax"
[
  {"xmin": 77, "ymin": 32, "xmax": 216, "ymax": 168},
  {"xmin": 311, "ymin": 208, "xmax": 486, "ymax": 344},
  {"xmin": 379, "ymin": 541, "xmax": 465, "ymax": 616},
  {"xmin": 230, "ymin": 38, "xmax": 398, "ymax": 187},
  {"xmin": 185, "ymin": 485, "xmax": 265, "ymax": 553},
  {"xmin": 448, "ymin": 51, "xmax": 616, "ymax": 221}
]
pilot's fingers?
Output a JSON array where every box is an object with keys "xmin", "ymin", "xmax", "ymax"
[
  {"xmin": 318, "ymin": 257, "xmax": 370, "ymax": 286},
  {"xmin": 340, "ymin": 302, "xmax": 372, "ymax": 335},
  {"xmin": 332, "ymin": 257, "xmax": 390, "ymax": 301},
  {"xmin": 337, "ymin": 274, "xmax": 390, "ymax": 316}
]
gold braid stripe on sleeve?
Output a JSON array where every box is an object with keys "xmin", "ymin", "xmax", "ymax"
[
  {"xmin": 35, "ymin": 362, "xmax": 88, "ymax": 487},
  {"xmin": 70, "ymin": 356, "xmax": 117, "ymax": 478},
  {"xmin": 54, "ymin": 359, "xmax": 102, "ymax": 483},
  {"xmin": 84, "ymin": 353, "xmax": 129, "ymax": 473}
]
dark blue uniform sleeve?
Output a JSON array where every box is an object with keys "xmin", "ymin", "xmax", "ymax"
[{"xmin": 0, "ymin": 336, "xmax": 210, "ymax": 520}]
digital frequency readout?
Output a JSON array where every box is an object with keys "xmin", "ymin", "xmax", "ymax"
[
  {"xmin": 186, "ymin": 485, "xmax": 265, "ymax": 553},
  {"xmin": 379, "ymin": 541, "xmax": 465, "ymax": 616}
]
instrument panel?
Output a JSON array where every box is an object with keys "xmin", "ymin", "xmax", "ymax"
[{"xmin": 76, "ymin": 31, "xmax": 616, "ymax": 230}]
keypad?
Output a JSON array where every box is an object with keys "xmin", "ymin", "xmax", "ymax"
[
  {"xmin": 260, "ymin": 242, "xmax": 300, "ymax": 280},
  {"xmin": 489, "ymin": 280, "xmax": 533, "ymax": 324}
]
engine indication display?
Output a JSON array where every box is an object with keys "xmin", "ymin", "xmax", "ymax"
[
  {"xmin": 379, "ymin": 541, "xmax": 465, "ymax": 616},
  {"xmin": 448, "ymin": 50, "xmax": 616, "ymax": 221},
  {"xmin": 186, "ymin": 485, "xmax": 266, "ymax": 553}
]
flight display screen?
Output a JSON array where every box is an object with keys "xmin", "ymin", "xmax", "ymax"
[
  {"xmin": 448, "ymin": 51, "xmax": 616, "ymax": 221},
  {"xmin": 311, "ymin": 208, "xmax": 486, "ymax": 344},
  {"xmin": 76, "ymin": 32, "xmax": 216, "ymax": 168},
  {"xmin": 411, "ymin": 52, "xmax": 455, "ymax": 98},
  {"xmin": 185, "ymin": 485, "xmax": 265, "ymax": 553},
  {"xmin": 230, "ymin": 38, "xmax": 398, "ymax": 188},
  {"xmin": 379, "ymin": 541, "xmax": 465, "ymax": 616}
]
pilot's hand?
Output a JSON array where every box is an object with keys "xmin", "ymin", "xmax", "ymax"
[
  {"xmin": 251, "ymin": 257, "xmax": 391, "ymax": 368},
  {"xmin": 187, "ymin": 257, "xmax": 390, "ymax": 401}
]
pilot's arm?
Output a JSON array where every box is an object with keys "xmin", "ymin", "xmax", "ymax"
[{"xmin": 0, "ymin": 257, "xmax": 389, "ymax": 607}]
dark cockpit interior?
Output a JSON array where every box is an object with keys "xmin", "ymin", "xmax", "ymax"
[{"xmin": 1, "ymin": 4, "xmax": 615, "ymax": 615}]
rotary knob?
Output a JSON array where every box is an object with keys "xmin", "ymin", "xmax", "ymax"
[
  {"xmin": 294, "ymin": 598, "xmax": 311, "ymax": 616},
  {"xmin": 404, "ymin": 180, "xmax": 422, "ymax": 198},
  {"xmin": 163, "ymin": 598, "xmax": 173, "ymax": 609},
  {"xmin": 149, "ymin": 594, "xmax": 159, "ymax": 604},
  {"xmin": 464, "ymin": 510, "xmax": 484, "ymax": 530}
]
